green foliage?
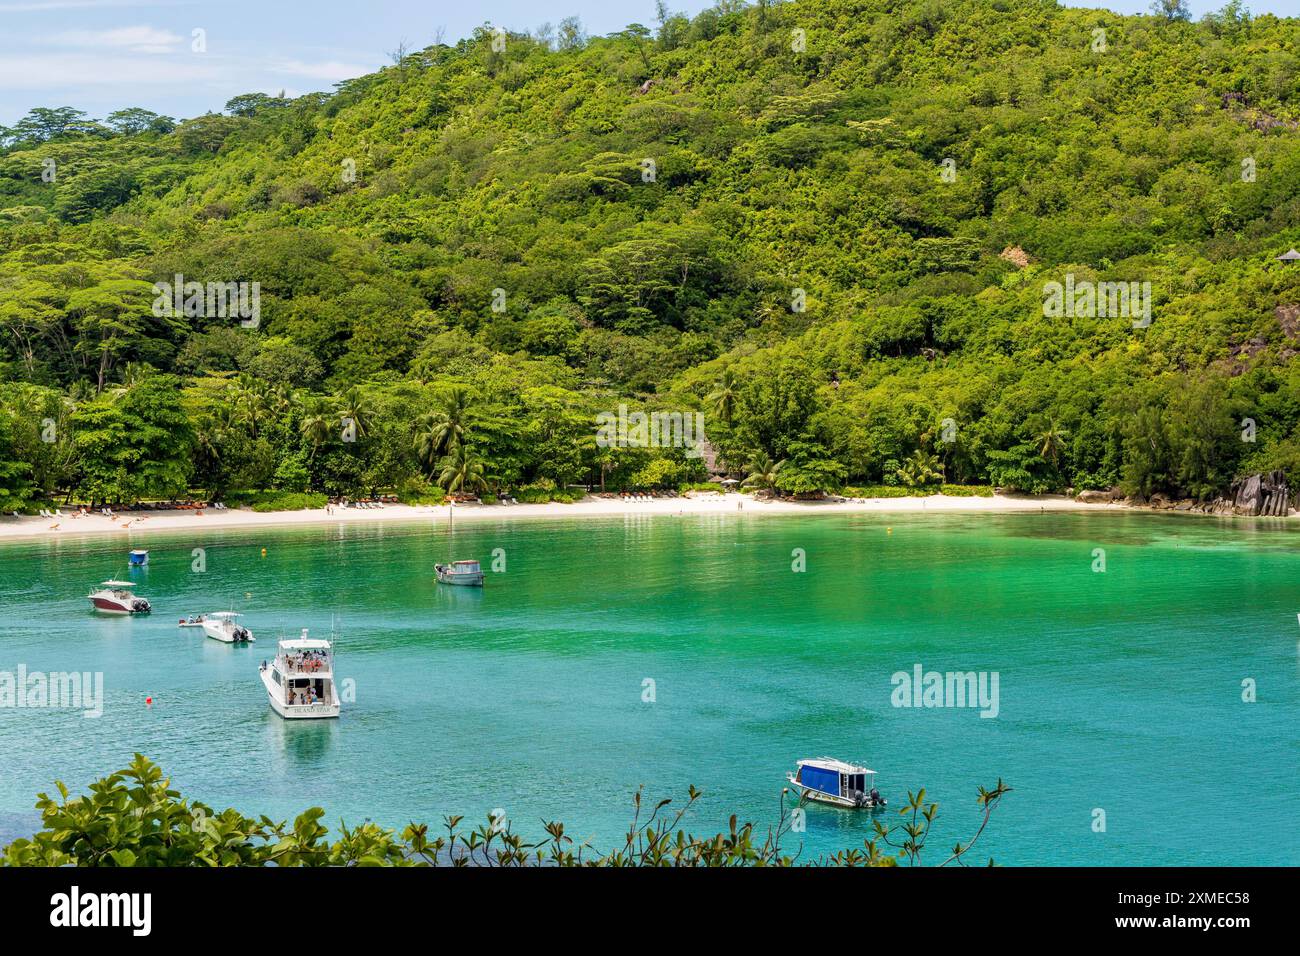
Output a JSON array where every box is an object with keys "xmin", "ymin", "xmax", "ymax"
[
  {"xmin": 1, "ymin": 755, "xmax": 1009, "ymax": 868},
  {"xmin": 1, "ymin": 0, "xmax": 1299, "ymax": 506},
  {"xmin": 227, "ymin": 490, "xmax": 327, "ymax": 512}
]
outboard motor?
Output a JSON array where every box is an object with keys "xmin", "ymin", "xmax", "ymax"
[
  {"xmin": 132, "ymin": 598, "xmax": 151, "ymax": 613},
  {"xmin": 869, "ymin": 788, "xmax": 885, "ymax": 807},
  {"xmin": 852, "ymin": 790, "xmax": 867, "ymax": 808}
]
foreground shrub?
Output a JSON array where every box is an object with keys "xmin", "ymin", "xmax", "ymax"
[{"xmin": 1, "ymin": 755, "xmax": 1010, "ymax": 867}]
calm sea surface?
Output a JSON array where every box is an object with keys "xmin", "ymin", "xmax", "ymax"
[{"xmin": 0, "ymin": 511, "xmax": 1296, "ymax": 865}]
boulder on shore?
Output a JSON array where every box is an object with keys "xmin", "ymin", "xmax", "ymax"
[
  {"xmin": 1074, "ymin": 489, "xmax": 1112, "ymax": 503},
  {"xmin": 1209, "ymin": 471, "xmax": 1291, "ymax": 516}
]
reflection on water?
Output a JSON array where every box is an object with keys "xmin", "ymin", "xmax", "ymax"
[
  {"xmin": 264, "ymin": 712, "xmax": 339, "ymax": 768},
  {"xmin": 433, "ymin": 584, "xmax": 485, "ymax": 609}
]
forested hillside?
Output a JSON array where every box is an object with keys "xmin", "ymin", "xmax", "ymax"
[{"xmin": 2, "ymin": 0, "xmax": 1299, "ymax": 507}]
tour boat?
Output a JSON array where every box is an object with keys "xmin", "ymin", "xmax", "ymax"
[
  {"xmin": 259, "ymin": 630, "xmax": 340, "ymax": 719},
  {"xmin": 200, "ymin": 611, "xmax": 254, "ymax": 644},
  {"xmin": 786, "ymin": 758, "xmax": 885, "ymax": 809},
  {"xmin": 435, "ymin": 559, "xmax": 485, "ymax": 587},
  {"xmin": 88, "ymin": 580, "xmax": 152, "ymax": 615}
]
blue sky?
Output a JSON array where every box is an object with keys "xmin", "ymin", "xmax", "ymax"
[{"xmin": 0, "ymin": 0, "xmax": 1293, "ymax": 126}]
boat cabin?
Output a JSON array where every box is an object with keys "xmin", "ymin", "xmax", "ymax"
[
  {"xmin": 788, "ymin": 757, "xmax": 883, "ymax": 808},
  {"xmin": 268, "ymin": 635, "xmax": 335, "ymax": 710}
]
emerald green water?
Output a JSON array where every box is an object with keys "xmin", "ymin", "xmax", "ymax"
[{"xmin": 0, "ymin": 512, "xmax": 1296, "ymax": 865}]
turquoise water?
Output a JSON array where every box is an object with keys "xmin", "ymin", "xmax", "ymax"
[{"xmin": 0, "ymin": 511, "xmax": 1296, "ymax": 865}]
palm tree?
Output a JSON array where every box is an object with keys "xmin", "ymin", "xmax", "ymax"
[
  {"xmin": 1036, "ymin": 420, "xmax": 1069, "ymax": 469},
  {"xmin": 232, "ymin": 374, "xmax": 271, "ymax": 438},
  {"xmin": 705, "ymin": 368, "xmax": 737, "ymax": 425},
  {"xmin": 414, "ymin": 387, "xmax": 471, "ymax": 471},
  {"xmin": 299, "ymin": 399, "xmax": 333, "ymax": 463},
  {"xmin": 437, "ymin": 444, "xmax": 488, "ymax": 496},
  {"xmin": 897, "ymin": 449, "xmax": 942, "ymax": 488},
  {"xmin": 338, "ymin": 385, "xmax": 372, "ymax": 441},
  {"xmin": 741, "ymin": 451, "xmax": 784, "ymax": 492}
]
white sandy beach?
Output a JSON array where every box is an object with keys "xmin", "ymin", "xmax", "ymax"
[{"xmin": 0, "ymin": 493, "xmax": 1133, "ymax": 541}]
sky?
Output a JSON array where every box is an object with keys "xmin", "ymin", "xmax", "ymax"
[{"xmin": 0, "ymin": 0, "xmax": 1294, "ymax": 126}]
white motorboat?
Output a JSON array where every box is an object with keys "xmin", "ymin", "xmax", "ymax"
[
  {"xmin": 88, "ymin": 580, "xmax": 151, "ymax": 615},
  {"xmin": 200, "ymin": 611, "xmax": 254, "ymax": 644},
  {"xmin": 786, "ymin": 757, "xmax": 885, "ymax": 809},
  {"xmin": 258, "ymin": 630, "xmax": 340, "ymax": 719}
]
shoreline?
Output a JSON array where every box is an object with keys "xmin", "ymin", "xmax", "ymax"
[{"xmin": 0, "ymin": 492, "xmax": 1196, "ymax": 542}]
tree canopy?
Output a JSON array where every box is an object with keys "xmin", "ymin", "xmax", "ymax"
[{"xmin": 1, "ymin": 0, "xmax": 1299, "ymax": 505}]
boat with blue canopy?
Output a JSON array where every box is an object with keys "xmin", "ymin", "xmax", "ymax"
[{"xmin": 787, "ymin": 757, "xmax": 885, "ymax": 809}]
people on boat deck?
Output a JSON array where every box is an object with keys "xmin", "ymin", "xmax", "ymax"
[{"xmin": 284, "ymin": 649, "xmax": 327, "ymax": 672}]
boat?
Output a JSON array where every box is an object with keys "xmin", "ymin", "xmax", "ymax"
[
  {"xmin": 258, "ymin": 630, "xmax": 340, "ymax": 719},
  {"xmin": 435, "ymin": 559, "xmax": 484, "ymax": 587},
  {"xmin": 786, "ymin": 757, "xmax": 885, "ymax": 809},
  {"xmin": 88, "ymin": 580, "xmax": 151, "ymax": 615},
  {"xmin": 178, "ymin": 614, "xmax": 206, "ymax": 628},
  {"xmin": 128, "ymin": 549, "xmax": 149, "ymax": 567},
  {"xmin": 200, "ymin": 611, "xmax": 254, "ymax": 644}
]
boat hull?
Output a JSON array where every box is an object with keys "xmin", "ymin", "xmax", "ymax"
[
  {"xmin": 435, "ymin": 566, "xmax": 484, "ymax": 587},
  {"xmin": 201, "ymin": 622, "xmax": 254, "ymax": 644},
  {"xmin": 787, "ymin": 776, "xmax": 883, "ymax": 810},
  {"xmin": 90, "ymin": 596, "xmax": 149, "ymax": 614},
  {"xmin": 259, "ymin": 665, "xmax": 339, "ymax": 719}
]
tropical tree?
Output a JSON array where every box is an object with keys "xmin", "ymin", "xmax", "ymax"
[
  {"xmin": 299, "ymin": 398, "xmax": 334, "ymax": 465},
  {"xmin": 705, "ymin": 368, "xmax": 737, "ymax": 426},
  {"xmin": 742, "ymin": 451, "xmax": 784, "ymax": 493},
  {"xmin": 1035, "ymin": 420, "xmax": 1069, "ymax": 470},
  {"xmin": 436, "ymin": 444, "xmax": 488, "ymax": 496},
  {"xmin": 896, "ymin": 449, "xmax": 943, "ymax": 488},
  {"xmin": 338, "ymin": 386, "xmax": 372, "ymax": 441},
  {"xmin": 414, "ymin": 387, "xmax": 472, "ymax": 472}
]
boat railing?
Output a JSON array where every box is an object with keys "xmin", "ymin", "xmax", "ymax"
[{"xmin": 278, "ymin": 656, "xmax": 333, "ymax": 676}]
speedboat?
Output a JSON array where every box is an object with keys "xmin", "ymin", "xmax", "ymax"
[
  {"xmin": 88, "ymin": 580, "xmax": 151, "ymax": 615},
  {"xmin": 435, "ymin": 559, "xmax": 484, "ymax": 587},
  {"xmin": 178, "ymin": 614, "xmax": 206, "ymax": 628},
  {"xmin": 786, "ymin": 757, "xmax": 885, "ymax": 809},
  {"xmin": 200, "ymin": 611, "xmax": 254, "ymax": 644},
  {"xmin": 258, "ymin": 630, "xmax": 340, "ymax": 719}
]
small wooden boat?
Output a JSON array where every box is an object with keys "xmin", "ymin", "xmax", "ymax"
[
  {"xmin": 786, "ymin": 757, "xmax": 885, "ymax": 809},
  {"xmin": 435, "ymin": 560, "xmax": 484, "ymax": 587}
]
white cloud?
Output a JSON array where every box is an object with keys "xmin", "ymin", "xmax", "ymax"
[
  {"xmin": 51, "ymin": 25, "xmax": 185, "ymax": 54},
  {"xmin": 0, "ymin": 52, "xmax": 219, "ymax": 90},
  {"xmin": 268, "ymin": 58, "xmax": 373, "ymax": 82}
]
